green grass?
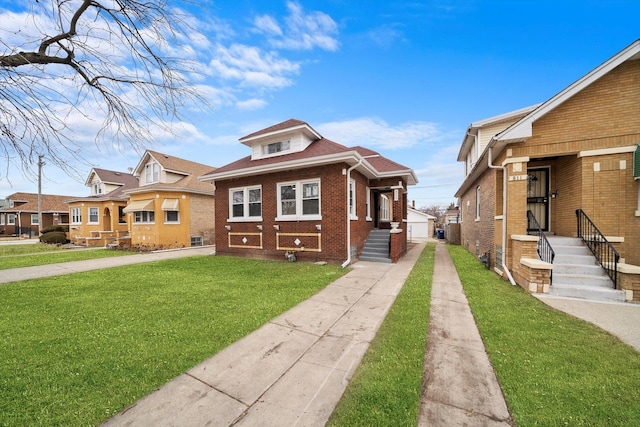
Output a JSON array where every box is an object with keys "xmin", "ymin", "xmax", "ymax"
[
  {"xmin": 328, "ymin": 243, "xmax": 434, "ymax": 427},
  {"xmin": 0, "ymin": 244, "xmax": 134, "ymax": 269},
  {"xmin": 0, "ymin": 255, "xmax": 346, "ymax": 426},
  {"xmin": 447, "ymin": 244, "xmax": 640, "ymax": 426}
]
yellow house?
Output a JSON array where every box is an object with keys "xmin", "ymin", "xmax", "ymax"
[
  {"xmin": 455, "ymin": 39, "xmax": 640, "ymax": 302},
  {"xmin": 67, "ymin": 169, "xmax": 138, "ymax": 247},
  {"xmin": 123, "ymin": 150, "xmax": 216, "ymax": 250}
]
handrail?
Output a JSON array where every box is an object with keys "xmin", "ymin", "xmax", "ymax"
[
  {"xmin": 575, "ymin": 209, "xmax": 619, "ymax": 289},
  {"xmin": 527, "ymin": 211, "xmax": 555, "ymax": 283}
]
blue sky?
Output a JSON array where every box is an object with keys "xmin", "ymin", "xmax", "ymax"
[{"xmin": 1, "ymin": 0, "xmax": 639, "ymax": 208}]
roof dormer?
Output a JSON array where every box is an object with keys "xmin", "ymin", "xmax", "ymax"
[{"xmin": 239, "ymin": 119, "xmax": 322, "ymax": 160}]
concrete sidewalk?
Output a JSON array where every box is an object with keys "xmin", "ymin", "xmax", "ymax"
[
  {"xmin": 418, "ymin": 242, "xmax": 512, "ymax": 426},
  {"xmin": 0, "ymin": 246, "xmax": 215, "ymax": 284},
  {"xmin": 102, "ymin": 242, "xmax": 425, "ymax": 426}
]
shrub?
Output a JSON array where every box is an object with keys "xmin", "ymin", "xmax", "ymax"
[
  {"xmin": 40, "ymin": 225, "xmax": 69, "ymax": 234},
  {"xmin": 40, "ymin": 231, "xmax": 69, "ymax": 245}
]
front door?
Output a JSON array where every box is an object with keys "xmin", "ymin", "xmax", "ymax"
[{"xmin": 527, "ymin": 168, "xmax": 549, "ymax": 231}]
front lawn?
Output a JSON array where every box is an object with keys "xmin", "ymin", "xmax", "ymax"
[
  {"xmin": 0, "ymin": 243, "xmax": 134, "ymax": 270},
  {"xmin": 0, "ymin": 255, "xmax": 346, "ymax": 426},
  {"xmin": 448, "ymin": 244, "xmax": 640, "ymax": 426}
]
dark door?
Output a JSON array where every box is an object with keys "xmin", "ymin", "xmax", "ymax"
[{"xmin": 527, "ymin": 169, "xmax": 549, "ymax": 231}]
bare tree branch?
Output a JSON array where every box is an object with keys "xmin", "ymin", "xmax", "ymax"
[{"xmin": 0, "ymin": 0, "xmax": 207, "ymax": 180}]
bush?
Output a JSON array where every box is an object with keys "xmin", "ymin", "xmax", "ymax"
[
  {"xmin": 40, "ymin": 225, "xmax": 69, "ymax": 234},
  {"xmin": 40, "ymin": 231, "xmax": 69, "ymax": 245}
]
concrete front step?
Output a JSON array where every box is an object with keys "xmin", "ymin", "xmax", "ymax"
[
  {"xmin": 553, "ymin": 272, "xmax": 613, "ymax": 288},
  {"xmin": 553, "ymin": 253, "xmax": 598, "ymax": 266},
  {"xmin": 548, "ymin": 283, "xmax": 626, "ymax": 302},
  {"xmin": 359, "ymin": 255, "xmax": 392, "ymax": 263},
  {"xmin": 551, "ymin": 245, "xmax": 591, "ymax": 256},
  {"xmin": 546, "ymin": 236, "xmax": 584, "ymax": 246},
  {"xmin": 360, "ymin": 230, "xmax": 391, "ymax": 263},
  {"xmin": 553, "ymin": 263, "xmax": 609, "ymax": 277}
]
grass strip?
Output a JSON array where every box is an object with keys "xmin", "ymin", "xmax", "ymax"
[
  {"xmin": 328, "ymin": 243, "xmax": 434, "ymax": 426},
  {"xmin": 0, "ymin": 242, "xmax": 65, "ymax": 256},
  {"xmin": 0, "ymin": 255, "xmax": 346, "ymax": 426},
  {"xmin": 0, "ymin": 246, "xmax": 135, "ymax": 270},
  {"xmin": 447, "ymin": 244, "xmax": 640, "ymax": 426}
]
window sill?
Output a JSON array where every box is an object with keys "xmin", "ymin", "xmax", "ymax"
[
  {"xmin": 275, "ymin": 215, "xmax": 322, "ymax": 221},
  {"xmin": 164, "ymin": 222, "xmax": 180, "ymax": 225},
  {"xmin": 350, "ymin": 215, "xmax": 358, "ymax": 221},
  {"xmin": 227, "ymin": 217, "xmax": 264, "ymax": 223}
]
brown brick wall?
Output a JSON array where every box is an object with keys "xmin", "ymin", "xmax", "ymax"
[
  {"xmin": 189, "ymin": 193, "xmax": 216, "ymax": 245},
  {"xmin": 458, "ymin": 168, "xmax": 496, "ymax": 264}
]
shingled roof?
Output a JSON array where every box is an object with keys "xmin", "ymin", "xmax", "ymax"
[
  {"xmin": 201, "ymin": 119, "xmax": 417, "ymax": 185},
  {"xmin": 1, "ymin": 192, "xmax": 76, "ymax": 213}
]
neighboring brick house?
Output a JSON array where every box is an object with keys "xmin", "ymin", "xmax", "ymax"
[
  {"xmin": 0, "ymin": 192, "xmax": 74, "ymax": 237},
  {"xmin": 67, "ymin": 168, "xmax": 139, "ymax": 247},
  {"xmin": 200, "ymin": 119, "xmax": 417, "ymax": 265},
  {"xmin": 123, "ymin": 150, "xmax": 216, "ymax": 249},
  {"xmin": 455, "ymin": 39, "xmax": 640, "ymax": 300}
]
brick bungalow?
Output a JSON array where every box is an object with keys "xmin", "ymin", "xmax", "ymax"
[
  {"xmin": 66, "ymin": 168, "xmax": 139, "ymax": 247},
  {"xmin": 455, "ymin": 39, "xmax": 640, "ymax": 301},
  {"xmin": 0, "ymin": 192, "xmax": 74, "ymax": 237},
  {"xmin": 200, "ymin": 119, "xmax": 417, "ymax": 265}
]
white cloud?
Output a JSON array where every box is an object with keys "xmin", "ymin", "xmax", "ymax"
[
  {"xmin": 236, "ymin": 98, "xmax": 268, "ymax": 110},
  {"xmin": 316, "ymin": 117, "xmax": 444, "ymax": 150},
  {"xmin": 367, "ymin": 24, "xmax": 405, "ymax": 48},
  {"xmin": 254, "ymin": 1, "xmax": 339, "ymax": 51}
]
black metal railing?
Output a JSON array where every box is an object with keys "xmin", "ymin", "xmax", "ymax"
[
  {"xmin": 527, "ymin": 211, "xmax": 555, "ymax": 278},
  {"xmin": 576, "ymin": 209, "xmax": 619, "ymax": 289}
]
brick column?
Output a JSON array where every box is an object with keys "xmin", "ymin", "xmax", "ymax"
[{"xmin": 504, "ymin": 157, "xmax": 530, "ymax": 271}]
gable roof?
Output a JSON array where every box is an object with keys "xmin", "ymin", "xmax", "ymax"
[
  {"xmin": 494, "ymin": 39, "xmax": 640, "ymax": 148},
  {"xmin": 455, "ymin": 39, "xmax": 640, "ymax": 198},
  {"xmin": 201, "ymin": 120, "xmax": 417, "ymax": 185},
  {"xmin": 239, "ymin": 119, "xmax": 321, "ymax": 145},
  {"xmin": 202, "ymin": 138, "xmax": 417, "ymax": 185},
  {"xmin": 0, "ymin": 192, "xmax": 75, "ymax": 213},
  {"xmin": 85, "ymin": 168, "xmax": 138, "ymax": 187},
  {"xmin": 128, "ymin": 150, "xmax": 216, "ymax": 195}
]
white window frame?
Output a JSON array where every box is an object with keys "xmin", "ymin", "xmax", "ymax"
[
  {"xmin": 0, "ymin": 213, "xmax": 4, "ymax": 226},
  {"xmin": 276, "ymin": 179, "xmax": 321, "ymax": 221},
  {"xmin": 133, "ymin": 211, "xmax": 155, "ymax": 223},
  {"xmin": 145, "ymin": 162, "xmax": 160, "ymax": 184},
  {"xmin": 228, "ymin": 186, "xmax": 262, "ymax": 222},
  {"xmin": 365, "ymin": 187, "xmax": 372, "ymax": 221},
  {"xmin": 8, "ymin": 214, "xmax": 16, "ymax": 225},
  {"xmin": 93, "ymin": 183, "xmax": 102, "ymax": 195},
  {"xmin": 71, "ymin": 207, "xmax": 82, "ymax": 224},
  {"xmin": 380, "ymin": 194, "xmax": 390, "ymax": 222},
  {"xmin": 31, "ymin": 214, "xmax": 39, "ymax": 225},
  {"xmin": 88, "ymin": 207, "xmax": 100, "ymax": 224},
  {"xmin": 164, "ymin": 210, "xmax": 179, "ymax": 224},
  {"xmin": 475, "ymin": 186, "xmax": 481, "ymax": 221},
  {"xmin": 349, "ymin": 179, "xmax": 358, "ymax": 220},
  {"xmin": 262, "ymin": 140, "xmax": 290, "ymax": 156}
]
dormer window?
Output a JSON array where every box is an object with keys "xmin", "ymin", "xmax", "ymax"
[
  {"xmin": 145, "ymin": 161, "xmax": 160, "ymax": 184},
  {"xmin": 93, "ymin": 183, "xmax": 102, "ymax": 195},
  {"xmin": 263, "ymin": 140, "xmax": 290, "ymax": 156}
]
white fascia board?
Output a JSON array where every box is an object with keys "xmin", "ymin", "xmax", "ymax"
[
  {"xmin": 200, "ymin": 152, "xmax": 362, "ymax": 182},
  {"xmin": 239, "ymin": 124, "xmax": 322, "ymax": 146},
  {"xmin": 131, "ymin": 151, "xmax": 153, "ymax": 177}
]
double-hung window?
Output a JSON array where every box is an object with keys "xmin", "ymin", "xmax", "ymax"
[
  {"xmin": 71, "ymin": 207, "xmax": 82, "ymax": 224},
  {"xmin": 31, "ymin": 214, "xmax": 39, "ymax": 225},
  {"xmin": 277, "ymin": 179, "xmax": 321, "ymax": 220},
  {"xmin": 229, "ymin": 186, "xmax": 262, "ymax": 221},
  {"xmin": 8, "ymin": 214, "xmax": 15, "ymax": 225},
  {"xmin": 349, "ymin": 179, "xmax": 357, "ymax": 219},
  {"xmin": 145, "ymin": 162, "xmax": 160, "ymax": 184},
  {"xmin": 88, "ymin": 207, "xmax": 99, "ymax": 224}
]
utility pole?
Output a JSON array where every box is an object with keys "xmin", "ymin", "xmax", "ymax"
[{"xmin": 38, "ymin": 155, "xmax": 44, "ymax": 236}]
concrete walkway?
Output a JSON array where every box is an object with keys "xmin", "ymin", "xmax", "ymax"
[
  {"xmin": 536, "ymin": 294, "xmax": 640, "ymax": 351},
  {"xmin": 0, "ymin": 246, "xmax": 215, "ymax": 284},
  {"xmin": 102, "ymin": 243, "xmax": 424, "ymax": 426},
  {"xmin": 418, "ymin": 242, "xmax": 512, "ymax": 426}
]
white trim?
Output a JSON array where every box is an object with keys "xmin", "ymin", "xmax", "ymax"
[
  {"xmin": 502, "ymin": 156, "xmax": 530, "ymax": 166},
  {"xmin": 276, "ymin": 179, "xmax": 321, "ymax": 221},
  {"xmin": 88, "ymin": 207, "xmax": 100, "ymax": 224},
  {"xmin": 229, "ymin": 186, "xmax": 262, "ymax": 221},
  {"xmin": 577, "ymin": 145, "xmax": 637, "ymax": 158}
]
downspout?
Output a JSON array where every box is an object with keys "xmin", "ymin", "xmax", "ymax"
[
  {"xmin": 341, "ymin": 158, "xmax": 363, "ymax": 268},
  {"xmin": 488, "ymin": 147, "xmax": 517, "ymax": 286}
]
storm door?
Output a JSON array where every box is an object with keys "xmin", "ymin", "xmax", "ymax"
[{"xmin": 527, "ymin": 168, "xmax": 549, "ymax": 232}]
